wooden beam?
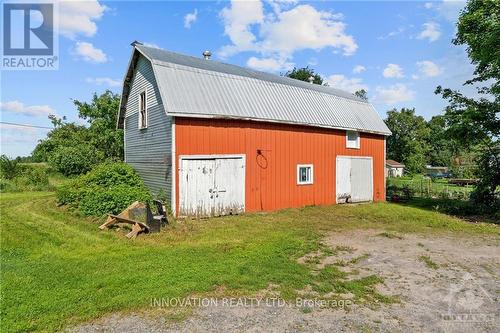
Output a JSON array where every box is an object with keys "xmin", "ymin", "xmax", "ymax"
[{"xmin": 126, "ymin": 223, "xmax": 144, "ymax": 239}]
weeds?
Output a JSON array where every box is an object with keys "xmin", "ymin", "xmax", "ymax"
[
  {"xmin": 377, "ymin": 232, "xmax": 404, "ymax": 240},
  {"xmin": 419, "ymin": 255, "xmax": 439, "ymax": 269}
]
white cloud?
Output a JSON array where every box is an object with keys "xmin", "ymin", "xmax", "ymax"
[
  {"xmin": 184, "ymin": 9, "xmax": 198, "ymax": 28},
  {"xmin": 326, "ymin": 75, "xmax": 368, "ymax": 94},
  {"xmin": 0, "ymin": 101, "xmax": 54, "ymax": 117},
  {"xmin": 143, "ymin": 42, "xmax": 160, "ymax": 48},
  {"xmin": 0, "ymin": 123, "xmax": 38, "ymax": 135},
  {"xmin": 424, "ymin": 2, "xmax": 434, "ymax": 9},
  {"xmin": 219, "ymin": 1, "xmax": 357, "ymax": 66},
  {"xmin": 219, "ymin": 0, "xmax": 264, "ymax": 57},
  {"xmin": 383, "ymin": 64, "xmax": 404, "ymax": 78},
  {"xmin": 267, "ymin": 0, "xmax": 299, "ymax": 14},
  {"xmin": 435, "ymin": 0, "xmax": 466, "ymax": 22},
  {"xmin": 417, "ymin": 22, "xmax": 441, "ymax": 42},
  {"xmin": 85, "ymin": 77, "xmax": 121, "ymax": 87},
  {"xmin": 353, "ymin": 65, "xmax": 366, "ymax": 74},
  {"xmin": 74, "ymin": 41, "xmax": 107, "ymax": 63},
  {"xmin": 377, "ymin": 27, "xmax": 404, "ymax": 40},
  {"xmin": 259, "ymin": 5, "xmax": 357, "ymax": 56},
  {"xmin": 58, "ymin": 0, "xmax": 107, "ymax": 38},
  {"xmin": 416, "ymin": 60, "xmax": 443, "ymax": 77},
  {"xmin": 374, "ymin": 84, "xmax": 415, "ymax": 105},
  {"xmin": 247, "ymin": 56, "xmax": 293, "ymax": 72},
  {"xmin": 307, "ymin": 57, "xmax": 318, "ymax": 66}
]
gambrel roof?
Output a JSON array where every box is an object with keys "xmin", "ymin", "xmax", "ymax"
[{"xmin": 118, "ymin": 44, "xmax": 391, "ymax": 135}]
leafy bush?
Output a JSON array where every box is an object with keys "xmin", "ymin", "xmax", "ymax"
[
  {"xmin": 0, "ymin": 161, "xmax": 52, "ymax": 192},
  {"xmin": 0, "ymin": 179, "xmax": 18, "ymax": 192},
  {"xmin": 386, "ymin": 184, "xmax": 414, "ymax": 202},
  {"xmin": 15, "ymin": 166, "xmax": 51, "ymax": 191},
  {"xmin": 57, "ymin": 162, "xmax": 151, "ymax": 216},
  {"xmin": 48, "ymin": 145, "xmax": 105, "ymax": 176},
  {"xmin": 0, "ymin": 155, "xmax": 20, "ymax": 180}
]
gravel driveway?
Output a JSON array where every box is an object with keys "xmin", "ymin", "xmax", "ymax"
[{"xmin": 70, "ymin": 230, "xmax": 499, "ymax": 333}]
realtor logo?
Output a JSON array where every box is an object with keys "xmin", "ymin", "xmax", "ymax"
[{"xmin": 2, "ymin": 1, "xmax": 58, "ymax": 70}]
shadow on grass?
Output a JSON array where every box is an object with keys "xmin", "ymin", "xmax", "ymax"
[{"xmin": 398, "ymin": 197, "xmax": 499, "ymax": 224}]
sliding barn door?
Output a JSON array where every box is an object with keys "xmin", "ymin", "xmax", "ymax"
[{"xmin": 336, "ymin": 156, "xmax": 373, "ymax": 203}]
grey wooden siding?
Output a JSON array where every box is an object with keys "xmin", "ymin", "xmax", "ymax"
[{"xmin": 124, "ymin": 55, "xmax": 172, "ymax": 203}]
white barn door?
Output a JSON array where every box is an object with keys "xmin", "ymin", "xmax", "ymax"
[
  {"xmin": 214, "ymin": 158, "xmax": 245, "ymax": 215},
  {"xmin": 336, "ymin": 156, "xmax": 373, "ymax": 203},
  {"xmin": 179, "ymin": 158, "xmax": 216, "ymax": 216},
  {"xmin": 179, "ymin": 156, "xmax": 245, "ymax": 217},
  {"xmin": 336, "ymin": 157, "xmax": 352, "ymax": 202}
]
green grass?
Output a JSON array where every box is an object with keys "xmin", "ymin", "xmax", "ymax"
[
  {"xmin": 1, "ymin": 192, "xmax": 498, "ymax": 332},
  {"xmin": 419, "ymin": 255, "xmax": 439, "ymax": 269},
  {"xmin": 377, "ymin": 231, "xmax": 404, "ymax": 240}
]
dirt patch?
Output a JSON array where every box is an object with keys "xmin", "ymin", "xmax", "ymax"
[
  {"xmin": 69, "ymin": 230, "xmax": 499, "ymax": 333},
  {"xmin": 319, "ymin": 229, "xmax": 499, "ymax": 332}
]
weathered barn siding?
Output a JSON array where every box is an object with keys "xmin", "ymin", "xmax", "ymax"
[
  {"xmin": 124, "ymin": 55, "xmax": 172, "ymax": 202},
  {"xmin": 175, "ymin": 118, "xmax": 385, "ymax": 214}
]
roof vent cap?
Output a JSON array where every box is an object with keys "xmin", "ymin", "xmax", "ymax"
[
  {"xmin": 202, "ymin": 50, "xmax": 212, "ymax": 60},
  {"xmin": 308, "ymin": 76, "xmax": 315, "ymax": 84}
]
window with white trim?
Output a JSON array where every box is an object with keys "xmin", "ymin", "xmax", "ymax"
[
  {"xmin": 346, "ymin": 131, "xmax": 360, "ymax": 149},
  {"xmin": 297, "ymin": 164, "xmax": 313, "ymax": 185},
  {"xmin": 139, "ymin": 91, "xmax": 147, "ymax": 129}
]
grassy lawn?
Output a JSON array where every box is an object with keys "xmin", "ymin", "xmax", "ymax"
[{"xmin": 1, "ymin": 192, "xmax": 498, "ymax": 332}]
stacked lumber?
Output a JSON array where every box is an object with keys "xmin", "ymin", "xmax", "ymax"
[{"xmin": 98, "ymin": 201, "xmax": 150, "ymax": 239}]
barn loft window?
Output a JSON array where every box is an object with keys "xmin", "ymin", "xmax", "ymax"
[
  {"xmin": 139, "ymin": 91, "xmax": 147, "ymax": 129},
  {"xmin": 346, "ymin": 131, "xmax": 360, "ymax": 149},
  {"xmin": 297, "ymin": 164, "xmax": 313, "ymax": 185}
]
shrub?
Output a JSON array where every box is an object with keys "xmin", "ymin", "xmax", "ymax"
[
  {"xmin": 0, "ymin": 162, "xmax": 52, "ymax": 192},
  {"xmin": 14, "ymin": 166, "xmax": 51, "ymax": 191},
  {"xmin": 0, "ymin": 179, "xmax": 18, "ymax": 192},
  {"xmin": 0, "ymin": 155, "xmax": 20, "ymax": 180},
  {"xmin": 57, "ymin": 162, "xmax": 151, "ymax": 217},
  {"xmin": 48, "ymin": 145, "xmax": 104, "ymax": 177}
]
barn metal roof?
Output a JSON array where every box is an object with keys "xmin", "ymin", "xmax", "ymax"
[{"xmin": 118, "ymin": 45, "xmax": 391, "ymax": 135}]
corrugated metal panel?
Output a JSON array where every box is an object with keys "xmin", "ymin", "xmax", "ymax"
[
  {"xmin": 175, "ymin": 118, "xmax": 386, "ymax": 215},
  {"xmin": 124, "ymin": 56, "xmax": 172, "ymax": 201},
  {"xmin": 134, "ymin": 45, "xmax": 391, "ymax": 135}
]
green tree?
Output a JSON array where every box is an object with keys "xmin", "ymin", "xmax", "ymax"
[
  {"xmin": 32, "ymin": 123, "xmax": 90, "ymax": 162},
  {"xmin": 435, "ymin": 0, "xmax": 499, "ymax": 206},
  {"xmin": 285, "ymin": 66, "xmax": 324, "ymax": 85},
  {"xmin": 426, "ymin": 115, "xmax": 455, "ymax": 167},
  {"xmin": 354, "ymin": 89, "xmax": 368, "ymax": 101},
  {"xmin": 0, "ymin": 155, "xmax": 19, "ymax": 180},
  {"xmin": 32, "ymin": 91, "xmax": 123, "ymax": 175},
  {"xmin": 385, "ymin": 108, "xmax": 430, "ymax": 174},
  {"xmin": 74, "ymin": 91, "xmax": 123, "ymax": 160}
]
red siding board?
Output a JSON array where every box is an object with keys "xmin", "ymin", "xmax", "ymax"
[{"xmin": 175, "ymin": 118, "xmax": 386, "ymax": 215}]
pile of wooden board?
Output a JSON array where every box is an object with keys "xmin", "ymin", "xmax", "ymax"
[{"xmin": 99, "ymin": 201, "xmax": 150, "ymax": 239}]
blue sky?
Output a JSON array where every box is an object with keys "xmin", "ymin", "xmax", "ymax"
[{"xmin": 1, "ymin": 0, "xmax": 474, "ymax": 157}]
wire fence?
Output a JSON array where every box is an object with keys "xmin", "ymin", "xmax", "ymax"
[{"xmin": 386, "ymin": 177, "xmax": 474, "ymax": 201}]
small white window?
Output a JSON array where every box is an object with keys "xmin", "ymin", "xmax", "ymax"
[
  {"xmin": 138, "ymin": 91, "xmax": 147, "ymax": 129},
  {"xmin": 297, "ymin": 164, "xmax": 313, "ymax": 185},
  {"xmin": 346, "ymin": 131, "xmax": 360, "ymax": 149}
]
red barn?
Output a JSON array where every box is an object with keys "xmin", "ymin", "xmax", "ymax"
[{"xmin": 118, "ymin": 43, "xmax": 391, "ymax": 217}]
